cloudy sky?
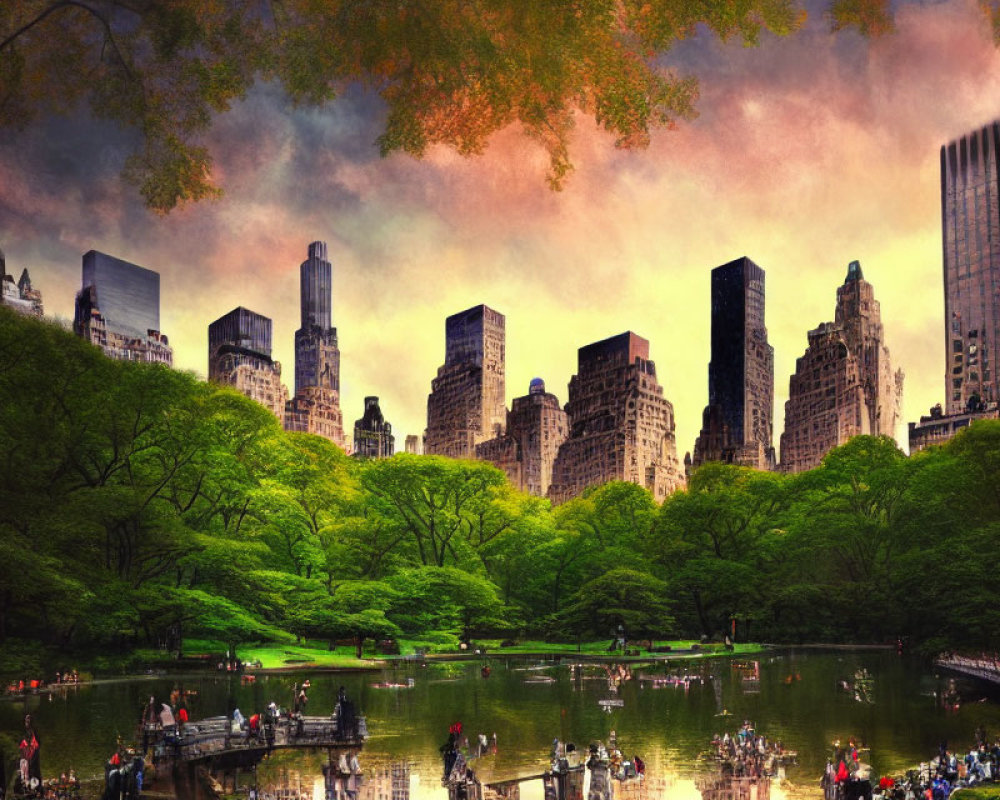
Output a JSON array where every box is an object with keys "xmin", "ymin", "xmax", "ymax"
[{"xmin": 2, "ymin": 0, "xmax": 999, "ymax": 458}]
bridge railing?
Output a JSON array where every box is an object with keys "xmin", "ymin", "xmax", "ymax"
[{"xmin": 143, "ymin": 714, "xmax": 367, "ymax": 761}]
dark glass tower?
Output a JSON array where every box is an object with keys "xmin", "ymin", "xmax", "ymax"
[
  {"xmin": 691, "ymin": 256, "xmax": 774, "ymax": 471},
  {"xmin": 942, "ymin": 122, "xmax": 1000, "ymax": 413},
  {"xmin": 80, "ymin": 250, "xmax": 160, "ymax": 337},
  {"xmin": 73, "ymin": 250, "xmax": 171, "ymax": 365},
  {"xmin": 209, "ymin": 306, "xmax": 273, "ymax": 363}
]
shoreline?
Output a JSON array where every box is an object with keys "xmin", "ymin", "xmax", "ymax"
[{"xmin": 3, "ymin": 641, "xmax": 920, "ymax": 687}]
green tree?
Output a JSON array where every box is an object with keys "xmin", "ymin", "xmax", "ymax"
[
  {"xmin": 557, "ymin": 568, "xmax": 674, "ymax": 642},
  {"xmin": 651, "ymin": 463, "xmax": 789, "ymax": 638},
  {"xmin": 784, "ymin": 436, "xmax": 909, "ymax": 641},
  {"xmin": 0, "ymin": 0, "xmax": 911, "ymax": 212},
  {"xmin": 388, "ymin": 566, "xmax": 508, "ymax": 640},
  {"xmin": 359, "ymin": 455, "xmax": 506, "ymax": 568}
]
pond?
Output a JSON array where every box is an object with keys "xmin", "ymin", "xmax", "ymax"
[{"xmin": 3, "ymin": 651, "xmax": 999, "ymax": 799}]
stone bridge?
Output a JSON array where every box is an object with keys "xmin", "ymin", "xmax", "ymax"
[{"xmin": 145, "ymin": 714, "xmax": 367, "ymax": 769}]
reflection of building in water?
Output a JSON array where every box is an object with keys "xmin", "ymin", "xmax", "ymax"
[
  {"xmin": 323, "ymin": 751, "xmax": 363, "ymax": 800},
  {"xmin": 483, "ymin": 782, "xmax": 520, "ymax": 800},
  {"xmin": 543, "ymin": 769, "xmax": 583, "ymax": 800},
  {"xmin": 696, "ymin": 776, "xmax": 770, "ymax": 800},
  {"xmin": 357, "ymin": 763, "xmax": 410, "ymax": 800},
  {"xmin": 261, "ymin": 768, "xmax": 315, "ymax": 800},
  {"xmin": 446, "ymin": 775, "xmax": 482, "ymax": 800}
]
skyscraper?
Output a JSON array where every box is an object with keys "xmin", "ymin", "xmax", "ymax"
[
  {"xmin": 691, "ymin": 257, "xmax": 775, "ymax": 472},
  {"xmin": 284, "ymin": 241, "xmax": 346, "ymax": 448},
  {"xmin": 779, "ymin": 261, "xmax": 903, "ymax": 472},
  {"xmin": 547, "ymin": 332, "xmax": 684, "ymax": 503},
  {"xmin": 208, "ymin": 306, "xmax": 288, "ymax": 421},
  {"xmin": 476, "ymin": 378, "xmax": 569, "ymax": 496},
  {"xmin": 424, "ymin": 304, "xmax": 506, "ymax": 458},
  {"xmin": 353, "ymin": 396, "xmax": 395, "ymax": 458},
  {"xmin": 941, "ymin": 121, "xmax": 1000, "ymax": 414},
  {"xmin": 73, "ymin": 250, "xmax": 172, "ymax": 365},
  {"xmin": 294, "ymin": 241, "xmax": 339, "ymax": 396}
]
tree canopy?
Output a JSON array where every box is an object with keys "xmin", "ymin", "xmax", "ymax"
[
  {"xmin": 0, "ymin": 0, "xmax": 947, "ymax": 212},
  {"xmin": 3, "ymin": 307, "xmax": 1000, "ymax": 663}
]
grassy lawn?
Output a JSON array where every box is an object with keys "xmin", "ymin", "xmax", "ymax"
[
  {"xmin": 952, "ymin": 788, "xmax": 1000, "ymax": 800},
  {"xmin": 181, "ymin": 638, "xmax": 766, "ymax": 669},
  {"xmin": 237, "ymin": 644, "xmax": 379, "ymax": 670},
  {"xmin": 182, "ymin": 639, "xmax": 380, "ymax": 669},
  {"xmin": 395, "ymin": 638, "xmax": 766, "ymax": 658}
]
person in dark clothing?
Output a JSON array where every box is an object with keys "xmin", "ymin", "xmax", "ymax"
[
  {"xmin": 336, "ymin": 687, "xmax": 355, "ymax": 740},
  {"xmin": 441, "ymin": 732, "xmax": 458, "ymax": 778}
]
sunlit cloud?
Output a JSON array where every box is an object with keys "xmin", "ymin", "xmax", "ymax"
[{"xmin": 2, "ymin": 0, "xmax": 999, "ymax": 458}]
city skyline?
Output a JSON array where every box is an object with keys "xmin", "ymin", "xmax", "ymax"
[{"xmin": 4, "ymin": 0, "xmax": 1000, "ymax": 457}]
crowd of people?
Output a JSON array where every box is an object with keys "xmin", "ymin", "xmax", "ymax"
[
  {"xmin": 821, "ymin": 730, "xmax": 1000, "ymax": 800},
  {"xmin": 710, "ymin": 722, "xmax": 793, "ymax": 780},
  {"xmin": 100, "ymin": 749, "xmax": 144, "ymax": 800},
  {"xmin": 580, "ymin": 737, "xmax": 645, "ymax": 782},
  {"xmin": 440, "ymin": 722, "xmax": 499, "ymax": 780},
  {"xmin": 4, "ymin": 672, "xmax": 79, "ymax": 697}
]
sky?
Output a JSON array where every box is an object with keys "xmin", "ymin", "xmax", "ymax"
[{"xmin": 2, "ymin": 0, "xmax": 1000, "ymax": 459}]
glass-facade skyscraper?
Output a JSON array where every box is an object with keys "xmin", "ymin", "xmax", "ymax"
[
  {"xmin": 73, "ymin": 250, "xmax": 172, "ymax": 365},
  {"xmin": 80, "ymin": 250, "xmax": 160, "ymax": 337},
  {"xmin": 209, "ymin": 306, "xmax": 273, "ymax": 361},
  {"xmin": 941, "ymin": 121, "xmax": 1000, "ymax": 413}
]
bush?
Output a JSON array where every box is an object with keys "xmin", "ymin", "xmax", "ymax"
[
  {"xmin": 0, "ymin": 639, "xmax": 51, "ymax": 680},
  {"xmin": 405, "ymin": 631, "xmax": 461, "ymax": 653}
]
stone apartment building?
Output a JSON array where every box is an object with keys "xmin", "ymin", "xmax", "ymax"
[
  {"xmin": 424, "ymin": 304, "xmax": 506, "ymax": 459},
  {"xmin": 354, "ymin": 396, "xmax": 395, "ymax": 458},
  {"xmin": 208, "ymin": 306, "xmax": 288, "ymax": 422},
  {"xmin": 475, "ymin": 378, "xmax": 569, "ymax": 496},
  {"xmin": 779, "ymin": 261, "xmax": 903, "ymax": 472},
  {"xmin": 547, "ymin": 332, "xmax": 684, "ymax": 503},
  {"xmin": 0, "ymin": 249, "xmax": 43, "ymax": 318}
]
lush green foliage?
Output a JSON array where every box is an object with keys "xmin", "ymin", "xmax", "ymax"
[
  {"xmin": 0, "ymin": 0, "xmax": 938, "ymax": 211},
  {"xmin": 2, "ymin": 308, "xmax": 999, "ymax": 667}
]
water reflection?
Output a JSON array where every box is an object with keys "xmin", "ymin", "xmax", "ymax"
[{"xmin": 6, "ymin": 653, "xmax": 1000, "ymax": 799}]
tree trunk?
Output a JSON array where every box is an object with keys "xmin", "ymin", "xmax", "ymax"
[
  {"xmin": 355, "ymin": 635, "xmax": 363, "ymax": 659},
  {"xmin": 692, "ymin": 590, "xmax": 712, "ymax": 638}
]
